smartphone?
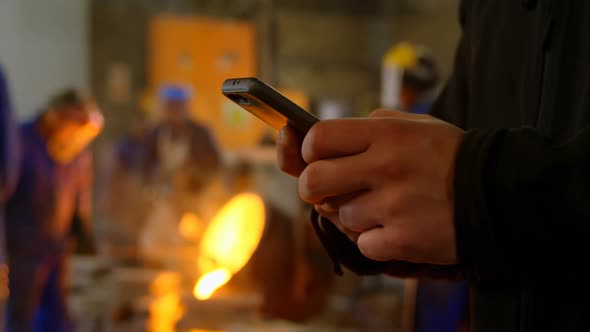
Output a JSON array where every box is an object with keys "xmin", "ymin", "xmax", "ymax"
[{"xmin": 222, "ymin": 77, "xmax": 319, "ymax": 134}]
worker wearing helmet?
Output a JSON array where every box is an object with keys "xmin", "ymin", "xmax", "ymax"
[
  {"xmin": 143, "ymin": 84, "xmax": 221, "ymax": 195},
  {"xmin": 139, "ymin": 85, "xmax": 221, "ymax": 263},
  {"xmin": 382, "ymin": 42, "xmax": 440, "ymax": 115},
  {"xmin": 401, "ymin": 54, "xmax": 440, "ymax": 115}
]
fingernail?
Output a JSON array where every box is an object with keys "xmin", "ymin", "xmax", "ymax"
[
  {"xmin": 319, "ymin": 202, "xmax": 338, "ymax": 213},
  {"xmin": 278, "ymin": 127, "xmax": 287, "ymax": 144}
]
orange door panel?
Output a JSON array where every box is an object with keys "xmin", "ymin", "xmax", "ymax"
[{"xmin": 150, "ymin": 16, "xmax": 265, "ymax": 150}]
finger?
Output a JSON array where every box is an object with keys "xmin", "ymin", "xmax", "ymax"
[
  {"xmin": 277, "ymin": 126, "xmax": 307, "ymax": 177},
  {"xmin": 357, "ymin": 226, "xmax": 413, "ymax": 262},
  {"xmin": 298, "ymin": 156, "xmax": 372, "ymax": 204},
  {"xmin": 315, "ymin": 205, "xmax": 360, "ymax": 242},
  {"xmin": 369, "ymin": 109, "xmax": 431, "ymax": 120},
  {"xmin": 314, "ymin": 204, "xmax": 340, "ymax": 223},
  {"xmin": 339, "ymin": 191, "xmax": 388, "ymax": 232},
  {"xmin": 302, "ymin": 119, "xmax": 374, "ymax": 164},
  {"xmin": 320, "ymin": 192, "xmax": 360, "ymax": 212}
]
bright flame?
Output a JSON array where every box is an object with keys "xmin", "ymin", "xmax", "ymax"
[
  {"xmin": 193, "ymin": 193, "xmax": 266, "ymax": 299},
  {"xmin": 193, "ymin": 268, "xmax": 232, "ymax": 300},
  {"xmin": 178, "ymin": 212, "xmax": 204, "ymax": 240}
]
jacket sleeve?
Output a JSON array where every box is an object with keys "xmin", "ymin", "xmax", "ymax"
[
  {"xmin": 455, "ymin": 127, "xmax": 590, "ymax": 282},
  {"xmin": 432, "ymin": 1, "xmax": 590, "ymax": 283}
]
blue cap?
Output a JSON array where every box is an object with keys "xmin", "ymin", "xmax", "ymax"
[{"xmin": 159, "ymin": 84, "xmax": 192, "ymax": 102}]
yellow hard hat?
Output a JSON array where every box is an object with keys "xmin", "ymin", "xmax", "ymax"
[{"xmin": 383, "ymin": 42, "xmax": 419, "ymax": 69}]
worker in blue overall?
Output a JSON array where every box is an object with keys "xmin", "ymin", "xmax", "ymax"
[
  {"xmin": 4, "ymin": 89, "xmax": 103, "ymax": 332},
  {"xmin": 0, "ymin": 65, "xmax": 20, "ymax": 329},
  {"xmin": 0, "ymin": 65, "xmax": 19, "ymax": 262}
]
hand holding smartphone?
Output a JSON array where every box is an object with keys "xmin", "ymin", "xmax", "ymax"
[{"xmin": 222, "ymin": 78, "xmax": 319, "ymax": 135}]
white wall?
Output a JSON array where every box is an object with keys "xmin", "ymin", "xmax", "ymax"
[{"xmin": 0, "ymin": 0, "xmax": 89, "ymax": 119}]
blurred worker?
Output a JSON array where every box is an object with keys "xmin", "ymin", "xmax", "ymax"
[
  {"xmin": 382, "ymin": 42, "xmax": 440, "ymax": 115},
  {"xmin": 4, "ymin": 89, "xmax": 103, "ymax": 332},
  {"xmin": 399, "ymin": 46, "xmax": 440, "ymax": 115},
  {"xmin": 143, "ymin": 84, "xmax": 221, "ymax": 195},
  {"xmin": 140, "ymin": 85, "xmax": 221, "ymax": 262},
  {"xmin": 99, "ymin": 109, "xmax": 150, "ymax": 262},
  {"xmin": 0, "ymin": 65, "xmax": 19, "ymax": 257},
  {"xmin": 0, "ymin": 65, "xmax": 19, "ymax": 329}
]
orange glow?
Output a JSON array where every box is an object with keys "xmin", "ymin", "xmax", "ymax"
[
  {"xmin": 178, "ymin": 212, "xmax": 204, "ymax": 240},
  {"xmin": 148, "ymin": 273, "xmax": 184, "ymax": 332},
  {"xmin": 193, "ymin": 269, "xmax": 232, "ymax": 300},
  {"xmin": 193, "ymin": 193, "xmax": 266, "ymax": 299}
]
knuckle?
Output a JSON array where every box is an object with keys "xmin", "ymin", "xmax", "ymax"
[
  {"xmin": 389, "ymin": 121, "xmax": 408, "ymax": 139},
  {"xmin": 389, "ymin": 184, "xmax": 408, "ymax": 205},
  {"xmin": 380, "ymin": 118, "xmax": 407, "ymax": 137},
  {"xmin": 373, "ymin": 152, "xmax": 403, "ymax": 180},
  {"xmin": 369, "ymin": 109, "xmax": 392, "ymax": 118},
  {"xmin": 382, "ymin": 188, "xmax": 413, "ymax": 223}
]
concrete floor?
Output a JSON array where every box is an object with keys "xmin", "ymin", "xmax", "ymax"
[{"xmin": 69, "ymin": 256, "xmax": 405, "ymax": 332}]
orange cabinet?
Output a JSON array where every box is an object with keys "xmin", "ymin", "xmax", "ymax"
[
  {"xmin": 150, "ymin": 16, "xmax": 310, "ymax": 150},
  {"xmin": 149, "ymin": 16, "xmax": 263, "ymax": 150}
]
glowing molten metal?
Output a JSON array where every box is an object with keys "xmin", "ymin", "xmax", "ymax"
[{"xmin": 193, "ymin": 193, "xmax": 265, "ymax": 300}]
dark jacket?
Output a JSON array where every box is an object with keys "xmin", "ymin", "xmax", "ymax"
[
  {"xmin": 312, "ymin": 1, "xmax": 590, "ymax": 331},
  {"xmin": 431, "ymin": 1, "xmax": 590, "ymax": 331}
]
